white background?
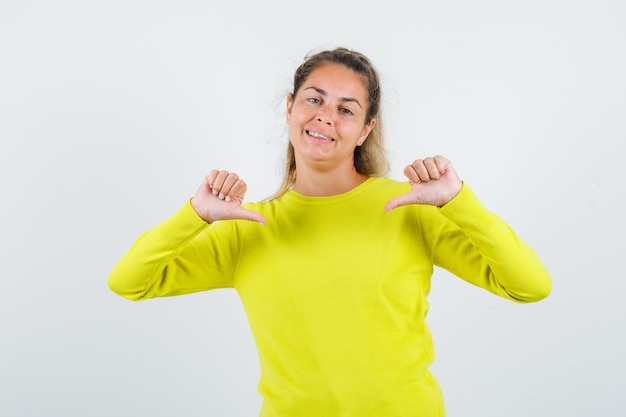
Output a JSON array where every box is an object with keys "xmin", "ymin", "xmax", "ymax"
[{"xmin": 1, "ymin": 0, "xmax": 624, "ymax": 416}]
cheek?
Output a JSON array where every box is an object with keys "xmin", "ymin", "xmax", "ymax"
[
  {"xmin": 287, "ymin": 114, "xmax": 305, "ymax": 141},
  {"xmin": 337, "ymin": 123, "xmax": 363, "ymax": 141},
  {"xmin": 292, "ymin": 102, "xmax": 320, "ymax": 122}
]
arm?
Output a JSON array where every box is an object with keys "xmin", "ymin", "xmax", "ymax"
[
  {"xmin": 425, "ymin": 184, "xmax": 551, "ymax": 302},
  {"xmin": 387, "ymin": 156, "xmax": 551, "ymax": 302},
  {"xmin": 108, "ymin": 201, "xmax": 220, "ymax": 300},
  {"xmin": 108, "ymin": 171, "xmax": 265, "ymax": 301}
]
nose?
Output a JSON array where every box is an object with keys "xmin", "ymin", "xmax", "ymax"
[{"xmin": 317, "ymin": 105, "xmax": 332, "ymax": 125}]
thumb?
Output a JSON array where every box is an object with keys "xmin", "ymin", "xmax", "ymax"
[
  {"xmin": 384, "ymin": 192, "xmax": 415, "ymax": 212},
  {"xmin": 233, "ymin": 207, "xmax": 267, "ymax": 225}
]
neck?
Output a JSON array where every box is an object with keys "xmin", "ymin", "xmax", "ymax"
[{"xmin": 293, "ymin": 164, "xmax": 368, "ymax": 196}]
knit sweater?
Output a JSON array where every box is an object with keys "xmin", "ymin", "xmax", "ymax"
[{"xmin": 109, "ymin": 177, "xmax": 551, "ymax": 416}]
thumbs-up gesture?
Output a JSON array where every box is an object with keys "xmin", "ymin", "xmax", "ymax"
[
  {"xmin": 191, "ymin": 170, "xmax": 266, "ymax": 225},
  {"xmin": 385, "ymin": 156, "xmax": 463, "ymax": 211}
]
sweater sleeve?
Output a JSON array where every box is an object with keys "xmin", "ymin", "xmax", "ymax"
[
  {"xmin": 420, "ymin": 184, "xmax": 551, "ymax": 302},
  {"xmin": 108, "ymin": 200, "xmax": 242, "ymax": 301}
]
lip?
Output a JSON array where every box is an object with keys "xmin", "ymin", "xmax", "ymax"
[{"xmin": 305, "ymin": 129, "xmax": 335, "ymax": 142}]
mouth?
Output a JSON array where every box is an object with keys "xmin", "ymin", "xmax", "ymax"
[{"xmin": 306, "ymin": 130, "xmax": 335, "ymax": 142}]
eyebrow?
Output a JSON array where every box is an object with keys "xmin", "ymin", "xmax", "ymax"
[{"xmin": 304, "ymin": 86, "xmax": 363, "ymax": 109}]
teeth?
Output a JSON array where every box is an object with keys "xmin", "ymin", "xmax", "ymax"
[{"xmin": 308, "ymin": 131, "xmax": 332, "ymax": 141}]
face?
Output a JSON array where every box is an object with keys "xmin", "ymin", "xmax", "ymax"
[{"xmin": 286, "ymin": 63, "xmax": 375, "ymax": 172}]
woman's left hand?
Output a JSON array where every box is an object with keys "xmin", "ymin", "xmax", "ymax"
[{"xmin": 385, "ymin": 155, "xmax": 463, "ymax": 211}]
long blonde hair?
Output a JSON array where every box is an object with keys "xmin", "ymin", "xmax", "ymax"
[{"xmin": 267, "ymin": 48, "xmax": 389, "ymax": 200}]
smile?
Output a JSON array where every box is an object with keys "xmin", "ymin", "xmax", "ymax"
[{"xmin": 306, "ymin": 130, "xmax": 335, "ymax": 141}]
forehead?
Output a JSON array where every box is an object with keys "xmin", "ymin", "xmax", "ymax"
[{"xmin": 301, "ymin": 63, "xmax": 369, "ymax": 99}]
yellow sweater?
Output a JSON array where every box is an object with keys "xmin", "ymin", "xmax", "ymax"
[{"xmin": 109, "ymin": 177, "xmax": 551, "ymax": 416}]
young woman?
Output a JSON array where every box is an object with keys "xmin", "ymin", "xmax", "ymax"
[{"xmin": 109, "ymin": 48, "xmax": 551, "ymax": 416}]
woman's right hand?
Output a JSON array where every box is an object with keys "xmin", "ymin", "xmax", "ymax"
[{"xmin": 191, "ymin": 170, "xmax": 266, "ymax": 225}]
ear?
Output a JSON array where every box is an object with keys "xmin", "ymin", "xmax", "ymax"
[
  {"xmin": 357, "ymin": 118, "xmax": 376, "ymax": 146},
  {"xmin": 286, "ymin": 93, "xmax": 294, "ymax": 122}
]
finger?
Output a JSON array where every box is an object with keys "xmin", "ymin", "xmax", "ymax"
[
  {"xmin": 403, "ymin": 164, "xmax": 422, "ymax": 184},
  {"xmin": 233, "ymin": 207, "xmax": 267, "ymax": 225},
  {"xmin": 423, "ymin": 157, "xmax": 441, "ymax": 180},
  {"xmin": 225, "ymin": 179, "xmax": 247, "ymax": 203},
  {"xmin": 433, "ymin": 155, "xmax": 450, "ymax": 174},
  {"xmin": 412, "ymin": 160, "xmax": 431, "ymax": 182},
  {"xmin": 196, "ymin": 176, "xmax": 212, "ymax": 196},
  {"xmin": 213, "ymin": 171, "xmax": 230, "ymax": 195},
  {"xmin": 384, "ymin": 192, "xmax": 415, "ymax": 212},
  {"xmin": 205, "ymin": 169, "xmax": 220, "ymax": 189},
  {"xmin": 210, "ymin": 171, "xmax": 229, "ymax": 195},
  {"xmin": 219, "ymin": 173, "xmax": 240, "ymax": 200}
]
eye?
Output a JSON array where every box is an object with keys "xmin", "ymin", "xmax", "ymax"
[
  {"xmin": 340, "ymin": 107, "xmax": 354, "ymax": 116},
  {"xmin": 307, "ymin": 97, "xmax": 321, "ymax": 105}
]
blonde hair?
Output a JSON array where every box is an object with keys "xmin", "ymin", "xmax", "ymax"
[{"xmin": 267, "ymin": 48, "xmax": 389, "ymax": 200}]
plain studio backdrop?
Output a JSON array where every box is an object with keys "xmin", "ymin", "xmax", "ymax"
[{"xmin": 1, "ymin": 0, "xmax": 624, "ymax": 416}]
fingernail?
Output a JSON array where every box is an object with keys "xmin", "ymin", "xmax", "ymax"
[
  {"xmin": 219, "ymin": 193, "xmax": 224, "ymax": 200},
  {"xmin": 225, "ymin": 196, "xmax": 231, "ymax": 202}
]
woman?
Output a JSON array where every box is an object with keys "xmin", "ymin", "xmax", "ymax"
[{"xmin": 109, "ymin": 47, "xmax": 551, "ymax": 416}]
